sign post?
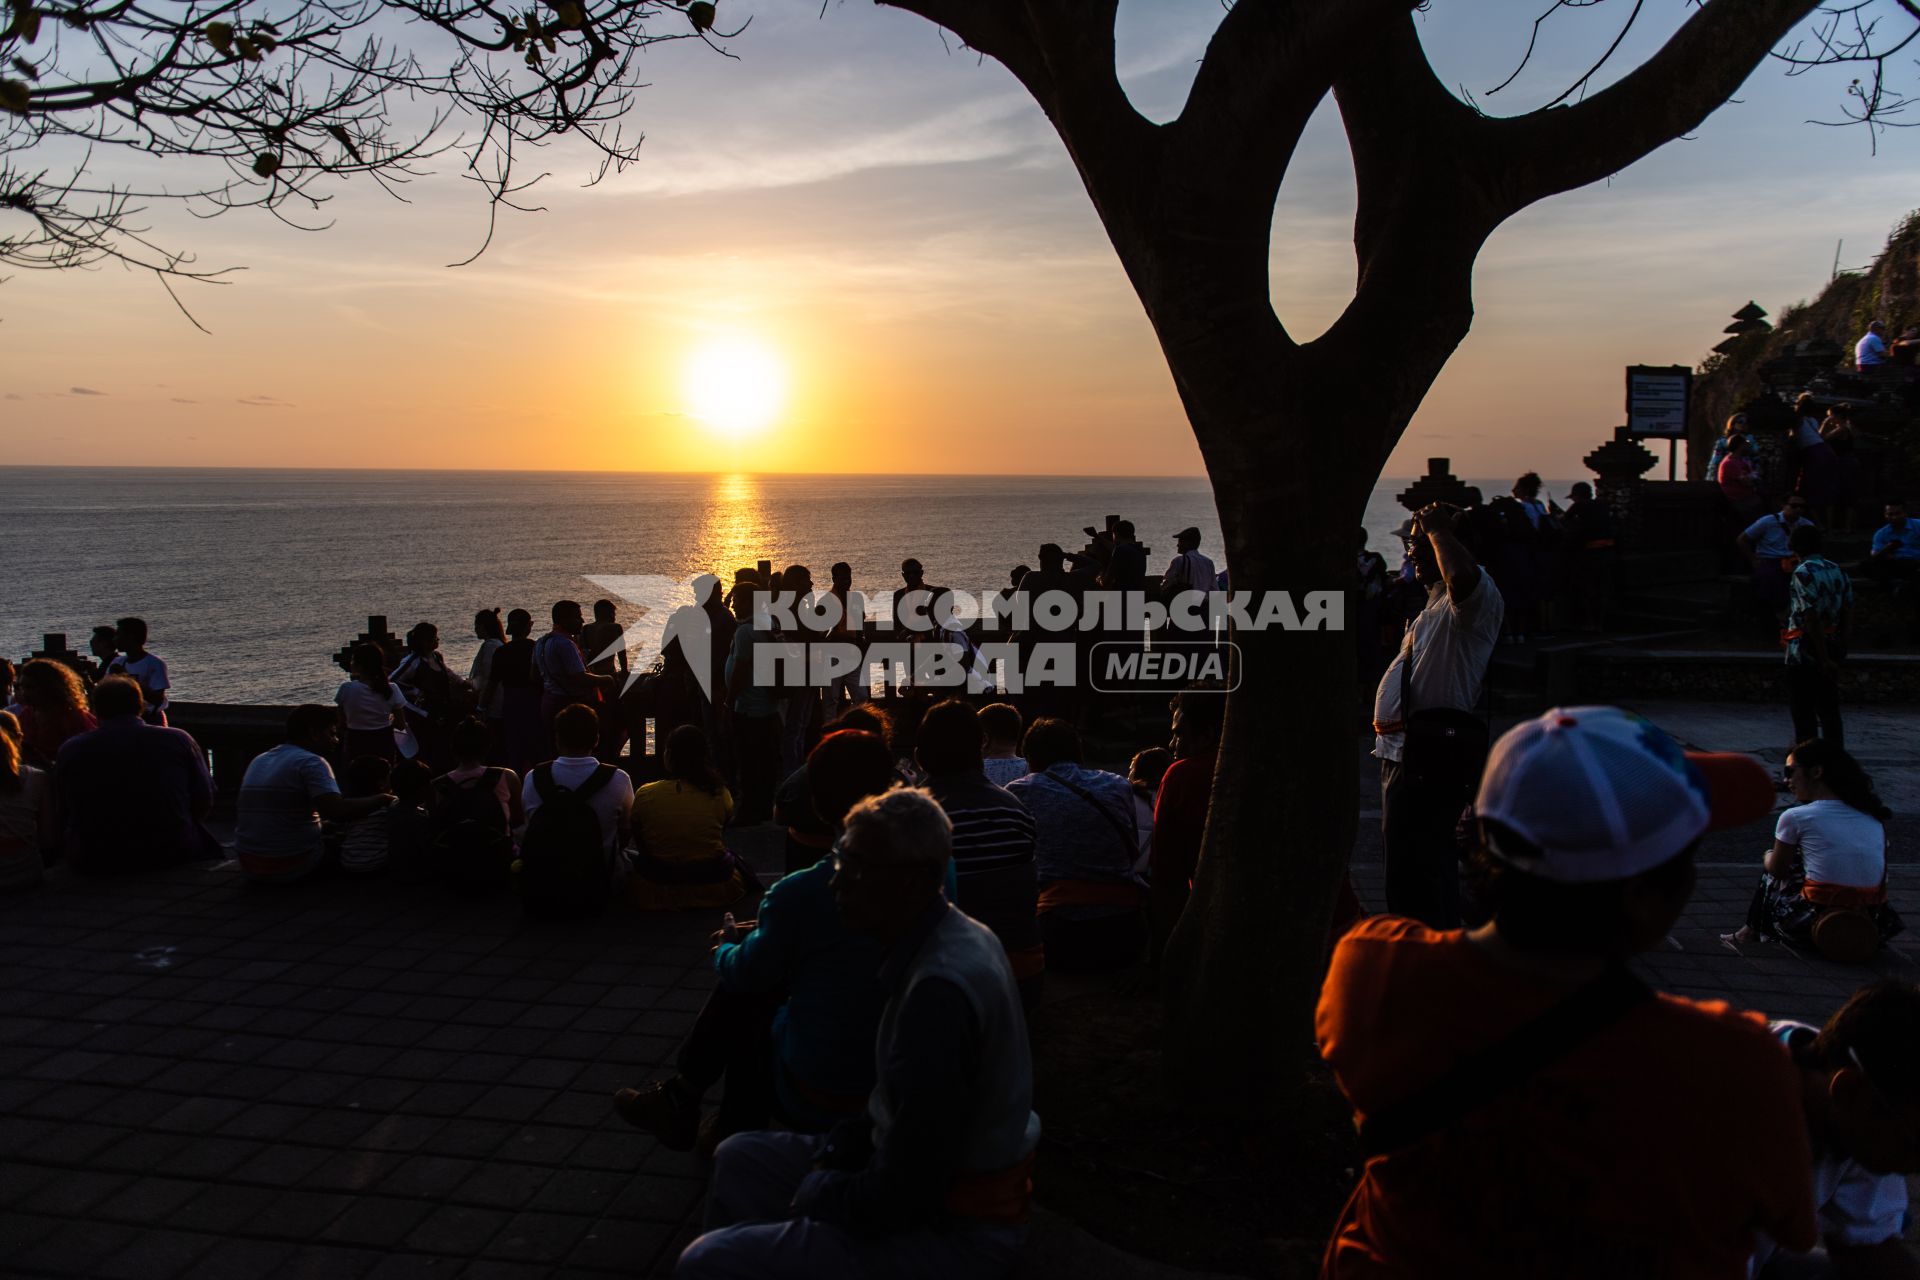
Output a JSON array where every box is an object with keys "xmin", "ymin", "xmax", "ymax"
[{"xmin": 1625, "ymin": 364, "xmax": 1692, "ymax": 480}]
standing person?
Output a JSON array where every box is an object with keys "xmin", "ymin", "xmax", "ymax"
[
  {"xmin": 390, "ymin": 622, "xmax": 468, "ymax": 769},
  {"xmin": 1105, "ymin": 519, "xmax": 1148, "ymax": 591},
  {"xmin": 1739, "ymin": 495, "xmax": 1815, "ymax": 627},
  {"xmin": 917, "ymin": 700, "xmax": 1044, "ymax": 1000},
  {"xmin": 1754, "ymin": 982, "xmax": 1920, "ymax": 1278},
  {"xmin": 1791, "ymin": 394, "xmax": 1841, "ymax": 515},
  {"xmin": 495, "ymin": 608, "xmax": 542, "ymax": 773},
  {"xmin": 1157, "ymin": 526, "xmax": 1217, "ymax": 608},
  {"xmin": 823, "ymin": 561, "xmax": 869, "ymax": 712},
  {"xmin": 5, "ymin": 659, "xmax": 97, "ymax": 770},
  {"xmin": 1784, "ymin": 524, "xmax": 1852, "ymax": 753},
  {"xmin": 628, "ymin": 724, "xmax": 754, "ymax": 911},
  {"xmin": 1319, "ymin": 706, "xmax": 1812, "ymax": 1277},
  {"xmin": 1734, "ymin": 739, "xmax": 1901, "ymax": 952},
  {"xmin": 1707, "ymin": 413, "xmax": 1760, "ymax": 484},
  {"xmin": 86, "ymin": 626, "xmax": 120, "ymax": 685},
  {"xmin": 1717, "ymin": 434, "xmax": 1765, "ymax": 522},
  {"xmin": 1007, "ymin": 717, "xmax": 1144, "ymax": 972},
  {"xmin": 233, "ymin": 706, "xmax": 391, "ymax": 883},
  {"xmin": 978, "ymin": 702, "xmax": 1027, "ymax": 787},
  {"xmin": 580, "ymin": 598, "xmax": 630, "ymax": 762},
  {"xmin": 335, "ymin": 643, "xmax": 408, "ymax": 765},
  {"xmin": 726, "ymin": 586, "xmax": 782, "ymax": 825},
  {"xmin": 468, "ymin": 608, "xmax": 508, "ymax": 757},
  {"xmin": 106, "ymin": 616, "xmax": 170, "ymax": 726},
  {"xmin": 1371, "ymin": 503, "xmax": 1504, "ymax": 928},
  {"xmin": 1147, "ymin": 687, "xmax": 1223, "ymax": 953},
  {"xmin": 1486, "ymin": 474, "xmax": 1548, "ymax": 644},
  {"xmin": 533, "ymin": 600, "xmax": 615, "ymax": 756},
  {"xmin": 0, "ymin": 711, "xmax": 55, "ymax": 891},
  {"xmin": 676, "ymin": 788, "xmax": 1039, "ymax": 1280},
  {"xmin": 776, "ymin": 564, "xmax": 821, "ymax": 777},
  {"xmin": 1821, "ymin": 402, "xmax": 1861, "ymax": 531},
  {"xmin": 1560, "ymin": 482, "xmax": 1616, "ymax": 633},
  {"xmin": 54, "ymin": 677, "xmax": 220, "ymax": 872}
]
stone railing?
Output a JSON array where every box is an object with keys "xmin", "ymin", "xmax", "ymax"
[{"xmin": 166, "ymin": 701, "xmax": 296, "ymax": 802}]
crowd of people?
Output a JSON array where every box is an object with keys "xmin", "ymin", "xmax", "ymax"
[{"xmin": 7, "ymin": 508, "xmax": 1919, "ymax": 1277}]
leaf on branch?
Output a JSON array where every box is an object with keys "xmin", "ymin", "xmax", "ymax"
[
  {"xmin": 0, "ymin": 77, "xmax": 28, "ymax": 114},
  {"xmin": 7, "ymin": 6, "xmax": 40, "ymax": 44},
  {"xmin": 252, "ymin": 151, "xmax": 281, "ymax": 178},
  {"xmin": 11, "ymin": 57, "xmax": 35, "ymax": 80},
  {"xmin": 327, "ymin": 124, "xmax": 363, "ymax": 162},
  {"xmin": 688, "ymin": 2, "xmax": 715, "ymax": 34},
  {"xmin": 236, "ymin": 35, "xmax": 263, "ymax": 63},
  {"xmin": 550, "ymin": 0, "xmax": 584, "ymax": 29},
  {"xmin": 204, "ymin": 21, "xmax": 234, "ymax": 55}
]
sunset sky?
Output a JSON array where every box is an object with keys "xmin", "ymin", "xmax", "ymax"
[{"xmin": 3, "ymin": 0, "xmax": 1915, "ymax": 480}]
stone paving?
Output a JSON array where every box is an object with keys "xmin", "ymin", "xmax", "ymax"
[{"xmin": 4, "ymin": 695, "xmax": 1917, "ymax": 1277}]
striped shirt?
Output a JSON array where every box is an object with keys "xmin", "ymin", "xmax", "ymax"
[{"xmin": 926, "ymin": 771, "xmax": 1041, "ymax": 960}]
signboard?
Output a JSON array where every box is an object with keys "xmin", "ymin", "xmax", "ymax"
[{"xmin": 1625, "ymin": 364, "xmax": 1692, "ymax": 439}]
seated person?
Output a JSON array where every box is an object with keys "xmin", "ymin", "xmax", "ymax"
[
  {"xmin": 0, "ymin": 710, "xmax": 55, "ymax": 891},
  {"xmin": 1320, "ymin": 706, "xmax": 1813, "ymax": 1278},
  {"xmin": 521, "ymin": 703, "xmax": 633, "ymax": 857},
  {"xmin": 1127, "ymin": 746, "xmax": 1173, "ymax": 875},
  {"xmin": 979, "ymin": 702, "xmax": 1028, "ymax": 788},
  {"xmin": 775, "ymin": 705, "xmax": 890, "ymax": 875},
  {"xmin": 1756, "ymin": 981, "xmax": 1920, "ymax": 1278},
  {"xmin": 1735, "ymin": 739, "xmax": 1903, "ymax": 953},
  {"xmin": 678, "ymin": 788, "xmax": 1039, "ymax": 1280},
  {"xmin": 387, "ymin": 758, "xmax": 433, "ymax": 877},
  {"xmin": 428, "ymin": 716, "xmax": 520, "ymax": 888},
  {"xmin": 1006, "ymin": 717, "xmax": 1145, "ymax": 972},
  {"xmin": 1867, "ymin": 500, "xmax": 1920, "ymax": 584},
  {"xmin": 917, "ymin": 699, "xmax": 1043, "ymax": 999},
  {"xmin": 53, "ymin": 676, "xmax": 221, "ymax": 873},
  {"xmin": 628, "ymin": 723, "xmax": 755, "ymax": 911},
  {"xmin": 234, "ymin": 705, "xmax": 392, "ymax": 882},
  {"xmin": 337, "ymin": 755, "xmax": 397, "ymax": 874},
  {"xmin": 614, "ymin": 730, "xmax": 898, "ymax": 1151}
]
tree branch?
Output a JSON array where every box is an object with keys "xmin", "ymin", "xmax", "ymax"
[{"xmin": 1483, "ymin": 0, "xmax": 1823, "ymax": 213}]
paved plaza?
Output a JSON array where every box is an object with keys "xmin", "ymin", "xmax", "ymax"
[{"xmin": 2, "ymin": 698, "xmax": 1917, "ymax": 1276}]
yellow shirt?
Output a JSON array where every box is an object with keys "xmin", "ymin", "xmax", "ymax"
[{"xmin": 632, "ymin": 779, "xmax": 733, "ymax": 862}]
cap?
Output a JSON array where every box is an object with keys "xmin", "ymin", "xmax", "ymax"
[
  {"xmin": 1393, "ymin": 518, "xmax": 1417, "ymax": 542},
  {"xmin": 1176, "ymin": 526, "xmax": 1202, "ymax": 541},
  {"xmin": 1475, "ymin": 706, "xmax": 1775, "ymax": 884}
]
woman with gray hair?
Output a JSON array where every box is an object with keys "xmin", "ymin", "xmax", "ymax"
[{"xmin": 679, "ymin": 784, "xmax": 1040, "ymax": 1279}]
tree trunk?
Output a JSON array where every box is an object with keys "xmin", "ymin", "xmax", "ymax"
[{"xmin": 1155, "ymin": 333, "xmax": 1464, "ymax": 1118}]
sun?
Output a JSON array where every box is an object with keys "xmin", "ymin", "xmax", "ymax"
[{"xmin": 682, "ymin": 336, "xmax": 787, "ymax": 437}]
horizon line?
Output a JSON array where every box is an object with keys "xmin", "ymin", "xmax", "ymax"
[{"xmin": 0, "ymin": 462, "xmax": 1464, "ymax": 482}]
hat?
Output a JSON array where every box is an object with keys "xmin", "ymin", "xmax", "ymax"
[
  {"xmin": 1393, "ymin": 518, "xmax": 1417, "ymax": 542},
  {"xmin": 1175, "ymin": 526, "xmax": 1202, "ymax": 542},
  {"xmin": 1475, "ymin": 706, "xmax": 1775, "ymax": 884}
]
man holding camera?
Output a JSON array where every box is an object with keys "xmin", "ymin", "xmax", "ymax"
[{"xmin": 1371, "ymin": 503, "xmax": 1505, "ymax": 927}]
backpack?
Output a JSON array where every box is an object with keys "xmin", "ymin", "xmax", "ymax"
[
  {"xmin": 431, "ymin": 770, "xmax": 512, "ymax": 894},
  {"xmin": 517, "ymin": 763, "xmax": 616, "ymax": 918}
]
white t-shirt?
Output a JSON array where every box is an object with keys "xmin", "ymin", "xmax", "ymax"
[
  {"xmin": 1743, "ymin": 512, "xmax": 1813, "ymax": 560},
  {"xmin": 108, "ymin": 653, "xmax": 170, "ymax": 711},
  {"xmin": 1162, "ymin": 550, "xmax": 1217, "ymax": 595},
  {"xmin": 522, "ymin": 757, "xmax": 634, "ymax": 854},
  {"xmin": 469, "ymin": 638, "xmax": 505, "ymax": 718},
  {"xmin": 1857, "ymin": 332, "xmax": 1889, "ymax": 367},
  {"xmin": 1752, "ymin": 1021, "xmax": 1910, "ymax": 1273},
  {"xmin": 1793, "ymin": 416, "xmax": 1825, "ymax": 450},
  {"xmin": 1373, "ymin": 573, "xmax": 1506, "ymax": 762},
  {"xmin": 235, "ymin": 744, "xmax": 340, "ymax": 863},
  {"xmin": 335, "ymin": 679, "xmax": 409, "ymax": 732},
  {"xmin": 1776, "ymin": 799, "xmax": 1885, "ymax": 889}
]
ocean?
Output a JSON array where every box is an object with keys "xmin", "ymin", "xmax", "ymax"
[{"xmin": 0, "ymin": 468, "xmax": 1570, "ymax": 704}]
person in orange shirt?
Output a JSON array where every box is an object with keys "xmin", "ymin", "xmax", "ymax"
[{"xmin": 1318, "ymin": 705, "xmax": 1816, "ymax": 1279}]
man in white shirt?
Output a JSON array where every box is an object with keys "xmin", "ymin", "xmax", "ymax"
[
  {"xmin": 108, "ymin": 616, "xmax": 170, "ymax": 726},
  {"xmin": 1739, "ymin": 495, "xmax": 1816, "ymax": 621},
  {"xmin": 1754, "ymin": 983, "xmax": 1920, "ymax": 1279},
  {"xmin": 1856, "ymin": 321, "xmax": 1890, "ymax": 371},
  {"xmin": 234, "ymin": 705, "xmax": 392, "ymax": 881},
  {"xmin": 522, "ymin": 703, "xmax": 634, "ymax": 856},
  {"xmin": 1159, "ymin": 527, "xmax": 1217, "ymax": 602},
  {"xmin": 1370, "ymin": 503, "xmax": 1504, "ymax": 926}
]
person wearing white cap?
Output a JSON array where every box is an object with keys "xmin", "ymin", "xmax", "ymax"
[
  {"xmin": 1371, "ymin": 502, "xmax": 1504, "ymax": 927},
  {"xmin": 1319, "ymin": 706, "xmax": 1815, "ymax": 1278}
]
